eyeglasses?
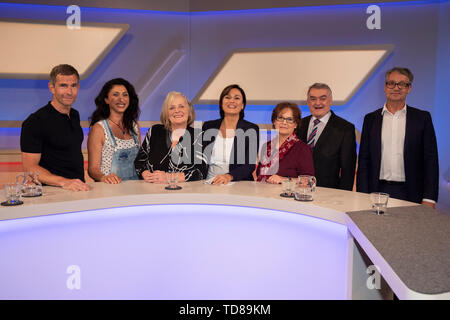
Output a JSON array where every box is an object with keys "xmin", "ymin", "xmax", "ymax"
[
  {"xmin": 276, "ymin": 116, "xmax": 295, "ymax": 124},
  {"xmin": 385, "ymin": 81, "xmax": 411, "ymax": 89}
]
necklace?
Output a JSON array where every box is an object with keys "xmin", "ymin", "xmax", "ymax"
[{"xmin": 109, "ymin": 118, "xmax": 125, "ymax": 136}]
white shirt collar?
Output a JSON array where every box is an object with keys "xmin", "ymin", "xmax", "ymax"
[
  {"xmin": 311, "ymin": 111, "xmax": 332, "ymax": 124},
  {"xmin": 381, "ymin": 103, "xmax": 407, "ymax": 116}
]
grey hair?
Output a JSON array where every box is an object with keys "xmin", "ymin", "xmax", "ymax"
[
  {"xmin": 307, "ymin": 83, "xmax": 333, "ymax": 99},
  {"xmin": 385, "ymin": 67, "xmax": 414, "ymax": 83}
]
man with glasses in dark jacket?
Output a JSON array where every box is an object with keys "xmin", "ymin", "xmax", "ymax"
[{"xmin": 357, "ymin": 67, "xmax": 438, "ymax": 208}]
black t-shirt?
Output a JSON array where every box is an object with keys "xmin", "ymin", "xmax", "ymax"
[{"xmin": 20, "ymin": 102, "xmax": 85, "ymax": 182}]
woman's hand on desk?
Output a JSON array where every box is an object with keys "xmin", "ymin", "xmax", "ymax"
[
  {"xmin": 141, "ymin": 170, "xmax": 152, "ymax": 181},
  {"xmin": 266, "ymin": 174, "xmax": 284, "ymax": 184},
  {"xmin": 101, "ymin": 174, "xmax": 122, "ymax": 184},
  {"xmin": 142, "ymin": 170, "xmax": 167, "ymax": 184}
]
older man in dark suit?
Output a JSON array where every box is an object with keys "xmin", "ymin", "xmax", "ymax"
[
  {"xmin": 297, "ymin": 83, "xmax": 357, "ymax": 191},
  {"xmin": 357, "ymin": 67, "xmax": 439, "ymax": 208}
]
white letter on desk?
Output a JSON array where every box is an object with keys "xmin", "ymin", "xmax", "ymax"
[
  {"xmin": 66, "ymin": 265, "xmax": 81, "ymax": 290},
  {"xmin": 366, "ymin": 265, "xmax": 381, "ymax": 290}
]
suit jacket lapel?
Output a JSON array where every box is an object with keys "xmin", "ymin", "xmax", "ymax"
[
  {"xmin": 203, "ymin": 119, "xmax": 221, "ymax": 163},
  {"xmin": 231, "ymin": 118, "xmax": 246, "ymax": 166},
  {"xmin": 373, "ymin": 108, "xmax": 383, "ymax": 176},
  {"xmin": 314, "ymin": 112, "xmax": 335, "ymax": 151},
  {"xmin": 298, "ymin": 116, "xmax": 311, "ymax": 141},
  {"xmin": 403, "ymin": 105, "xmax": 413, "ymax": 168}
]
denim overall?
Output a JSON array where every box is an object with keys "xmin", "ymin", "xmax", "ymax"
[{"xmin": 103, "ymin": 120, "xmax": 139, "ymax": 180}]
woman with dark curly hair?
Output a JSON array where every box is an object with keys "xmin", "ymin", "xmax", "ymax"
[{"xmin": 87, "ymin": 78, "xmax": 141, "ymax": 183}]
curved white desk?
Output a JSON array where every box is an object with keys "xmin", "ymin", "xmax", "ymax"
[{"xmin": 0, "ymin": 181, "xmax": 448, "ymax": 300}]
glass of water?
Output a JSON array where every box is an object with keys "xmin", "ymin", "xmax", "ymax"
[
  {"xmin": 165, "ymin": 171, "xmax": 181, "ymax": 190},
  {"xmin": 18, "ymin": 171, "xmax": 42, "ymax": 197},
  {"xmin": 3, "ymin": 183, "xmax": 23, "ymax": 205},
  {"xmin": 294, "ymin": 175, "xmax": 317, "ymax": 201},
  {"xmin": 281, "ymin": 177, "xmax": 294, "ymax": 198},
  {"xmin": 370, "ymin": 192, "xmax": 389, "ymax": 215}
]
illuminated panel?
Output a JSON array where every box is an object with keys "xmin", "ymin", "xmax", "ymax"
[
  {"xmin": 0, "ymin": 19, "xmax": 129, "ymax": 80},
  {"xmin": 0, "ymin": 204, "xmax": 348, "ymax": 299},
  {"xmin": 194, "ymin": 45, "xmax": 393, "ymax": 105}
]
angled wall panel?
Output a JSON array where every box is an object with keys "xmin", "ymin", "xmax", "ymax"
[
  {"xmin": 193, "ymin": 45, "xmax": 394, "ymax": 105},
  {"xmin": 0, "ymin": 19, "xmax": 129, "ymax": 80}
]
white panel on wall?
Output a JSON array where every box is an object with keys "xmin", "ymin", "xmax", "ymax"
[
  {"xmin": 0, "ymin": 20, "xmax": 129, "ymax": 80},
  {"xmin": 193, "ymin": 45, "xmax": 393, "ymax": 105}
]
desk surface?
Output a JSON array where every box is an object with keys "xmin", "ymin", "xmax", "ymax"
[
  {"xmin": 348, "ymin": 205, "xmax": 450, "ymax": 296},
  {"xmin": 1, "ymin": 180, "xmax": 449, "ymax": 299},
  {"xmin": 0, "ymin": 180, "xmax": 413, "ymax": 222}
]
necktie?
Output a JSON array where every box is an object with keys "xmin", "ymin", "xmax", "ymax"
[{"xmin": 307, "ymin": 119, "xmax": 320, "ymax": 148}]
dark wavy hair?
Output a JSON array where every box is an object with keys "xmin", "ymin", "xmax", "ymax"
[
  {"xmin": 89, "ymin": 78, "xmax": 140, "ymax": 135},
  {"xmin": 219, "ymin": 84, "xmax": 246, "ymax": 119}
]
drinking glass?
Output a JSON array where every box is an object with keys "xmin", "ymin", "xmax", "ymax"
[
  {"xmin": 294, "ymin": 175, "xmax": 317, "ymax": 201},
  {"xmin": 281, "ymin": 177, "xmax": 294, "ymax": 198},
  {"xmin": 2, "ymin": 183, "xmax": 23, "ymax": 205},
  {"xmin": 165, "ymin": 171, "xmax": 181, "ymax": 190},
  {"xmin": 370, "ymin": 192, "xmax": 389, "ymax": 215},
  {"xmin": 17, "ymin": 171, "xmax": 42, "ymax": 197}
]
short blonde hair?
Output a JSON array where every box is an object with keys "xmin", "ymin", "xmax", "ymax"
[{"xmin": 160, "ymin": 91, "xmax": 195, "ymax": 130}]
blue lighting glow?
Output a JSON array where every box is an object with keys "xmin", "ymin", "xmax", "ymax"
[
  {"xmin": 0, "ymin": 0, "xmax": 445, "ymax": 17},
  {"xmin": 0, "ymin": 204, "xmax": 348, "ymax": 299},
  {"xmin": 0, "ymin": 2, "xmax": 189, "ymax": 15},
  {"xmin": 189, "ymin": 0, "xmax": 445, "ymax": 15}
]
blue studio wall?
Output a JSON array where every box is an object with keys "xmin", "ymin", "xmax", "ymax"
[
  {"xmin": 189, "ymin": 2, "xmax": 440, "ymax": 124},
  {"xmin": 434, "ymin": 0, "xmax": 450, "ymax": 212},
  {"xmin": 0, "ymin": 3, "xmax": 190, "ymax": 121},
  {"xmin": 0, "ymin": 1, "xmax": 449, "ymax": 212}
]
